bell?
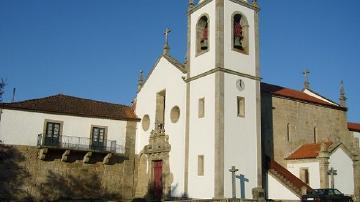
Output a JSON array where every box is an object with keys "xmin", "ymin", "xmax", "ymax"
[{"xmin": 201, "ymin": 39, "xmax": 208, "ymax": 50}]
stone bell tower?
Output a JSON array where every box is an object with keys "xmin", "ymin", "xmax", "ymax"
[{"xmin": 184, "ymin": 0, "xmax": 263, "ymax": 199}]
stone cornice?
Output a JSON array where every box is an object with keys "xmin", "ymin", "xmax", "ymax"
[
  {"xmin": 184, "ymin": 67, "xmax": 261, "ymax": 83},
  {"xmin": 189, "ymin": 0, "xmax": 260, "ymax": 15}
]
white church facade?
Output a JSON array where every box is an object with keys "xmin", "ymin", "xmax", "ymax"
[
  {"xmin": 135, "ymin": 0, "xmax": 263, "ymax": 199},
  {"xmin": 1, "ymin": 0, "xmax": 360, "ymax": 201}
]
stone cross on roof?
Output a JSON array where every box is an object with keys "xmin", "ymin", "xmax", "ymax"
[
  {"xmin": 303, "ymin": 69, "xmax": 310, "ymax": 89},
  {"xmin": 163, "ymin": 28, "xmax": 171, "ymax": 55}
]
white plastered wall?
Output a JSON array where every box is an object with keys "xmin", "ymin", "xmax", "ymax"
[
  {"xmin": 329, "ymin": 147, "xmax": 354, "ymax": 195},
  {"xmin": 224, "ymin": 0, "xmax": 256, "ymax": 76},
  {"xmin": 190, "ymin": 0, "xmax": 216, "ymax": 78},
  {"xmin": 188, "ymin": 74, "xmax": 216, "ymax": 198},
  {"xmin": 352, "ymin": 131, "xmax": 360, "ymax": 147},
  {"xmin": 0, "ymin": 109, "xmax": 127, "ymax": 150},
  {"xmin": 135, "ymin": 57, "xmax": 186, "ymax": 196},
  {"xmin": 287, "ymin": 160, "xmax": 320, "ymax": 189},
  {"xmin": 223, "ymin": 74, "xmax": 258, "ymax": 198},
  {"xmin": 267, "ymin": 172, "xmax": 299, "ymax": 200}
]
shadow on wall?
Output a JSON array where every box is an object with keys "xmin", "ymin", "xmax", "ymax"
[
  {"xmin": 38, "ymin": 169, "xmax": 122, "ymax": 201},
  {"xmin": 132, "ymin": 178, "xmax": 188, "ymax": 202},
  {"xmin": 0, "ymin": 144, "xmax": 32, "ymax": 201}
]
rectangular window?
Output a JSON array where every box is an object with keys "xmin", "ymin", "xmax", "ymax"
[
  {"xmin": 300, "ymin": 168, "xmax": 309, "ymax": 185},
  {"xmin": 198, "ymin": 155, "xmax": 204, "ymax": 176},
  {"xmin": 43, "ymin": 120, "xmax": 63, "ymax": 147},
  {"xmin": 287, "ymin": 123, "xmax": 291, "ymax": 142},
  {"xmin": 198, "ymin": 98, "xmax": 205, "ymax": 118},
  {"xmin": 91, "ymin": 126, "xmax": 107, "ymax": 151},
  {"xmin": 237, "ymin": 96, "xmax": 245, "ymax": 117}
]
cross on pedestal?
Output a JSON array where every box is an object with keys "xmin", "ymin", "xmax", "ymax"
[
  {"xmin": 303, "ymin": 69, "xmax": 310, "ymax": 89},
  {"xmin": 328, "ymin": 167, "xmax": 337, "ymax": 189},
  {"xmin": 229, "ymin": 166, "xmax": 239, "ymax": 199}
]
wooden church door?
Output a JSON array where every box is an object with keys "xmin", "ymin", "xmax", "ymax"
[{"xmin": 153, "ymin": 160, "xmax": 163, "ymax": 200}]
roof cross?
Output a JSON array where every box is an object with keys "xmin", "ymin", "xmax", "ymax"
[
  {"xmin": 163, "ymin": 28, "xmax": 171, "ymax": 55},
  {"xmin": 303, "ymin": 69, "xmax": 310, "ymax": 89}
]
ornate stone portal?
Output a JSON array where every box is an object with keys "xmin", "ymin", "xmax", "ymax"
[{"xmin": 135, "ymin": 125, "xmax": 172, "ymax": 200}]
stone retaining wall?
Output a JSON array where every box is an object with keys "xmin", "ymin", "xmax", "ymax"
[{"xmin": 0, "ymin": 145, "xmax": 135, "ymax": 201}]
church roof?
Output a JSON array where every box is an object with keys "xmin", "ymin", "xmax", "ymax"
[
  {"xmin": 285, "ymin": 143, "xmax": 330, "ymax": 160},
  {"xmin": 261, "ymin": 83, "xmax": 346, "ymax": 111},
  {"xmin": 348, "ymin": 122, "xmax": 360, "ymax": 132},
  {"xmin": 163, "ymin": 54, "xmax": 186, "ymax": 73},
  {"xmin": 0, "ymin": 94, "xmax": 140, "ymax": 121}
]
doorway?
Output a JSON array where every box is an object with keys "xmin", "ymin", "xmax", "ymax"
[{"xmin": 152, "ymin": 160, "xmax": 163, "ymax": 200}]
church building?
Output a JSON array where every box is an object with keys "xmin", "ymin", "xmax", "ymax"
[
  {"xmin": 0, "ymin": 0, "xmax": 359, "ymax": 201},
  {"xmin": 133, "ymin": 0, "xmax": 359, "ymax": 201}
]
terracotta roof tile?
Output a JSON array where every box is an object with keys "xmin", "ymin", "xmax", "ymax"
[
  {"xmin": 261, "ymin": 83, "xmax": 346, "ymax": 111},
  {"xmin": 286, "ymin": 142, "xmax": 332, "ymax": 160},
  {"xmin": 0, "ymin": 94, "xmax": 140, "ymax": 121},
  {"xmin": 348, "ymin": 122, "xmax": 360, "ymax": 132}
]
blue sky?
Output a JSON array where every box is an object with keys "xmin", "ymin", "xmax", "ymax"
[{"xmin": 0, "ymin": 0, "xmax": 359, "ymax": 122}]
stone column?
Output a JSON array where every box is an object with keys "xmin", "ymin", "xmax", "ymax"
[
  {"xmin": 318, "ymin": 142, "xmax": 330, "ymax": 188},
  {"xmin": 353, "ymin": 150, "xmax": 360, "ymax": 202},
  {"xmin": 123, "ymin": 121, "xmax": 137, "ymax": 200}
]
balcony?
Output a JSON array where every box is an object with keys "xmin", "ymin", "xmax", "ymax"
[{"xmin": 36, "ymin": 134, "xmax": 125, "ymax": 164}]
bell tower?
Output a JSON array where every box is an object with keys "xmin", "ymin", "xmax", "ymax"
[{"xmin": 185, "ymin": 0, "xmax": 263, "ymax": 199}]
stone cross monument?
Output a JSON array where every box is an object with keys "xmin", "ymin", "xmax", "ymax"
[
  {"xmin": 328, "ymin": 167, "xmax": 337, "ymax": 189},
  {"xmin": 229, "ymin": 166, "xmax": 239, "ymax": 199}
]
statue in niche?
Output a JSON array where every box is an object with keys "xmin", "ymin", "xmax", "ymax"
[
  {"xmin": 234, "ymin": 14, "xmax": 244, "ymax": 50},
  {"xmin": 200, "ymin": 20, "xmax": 208, "ymax": 50}
]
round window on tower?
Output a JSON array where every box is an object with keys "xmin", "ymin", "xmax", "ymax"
[
  {"xmin": 142, "ymin": 114, "xmax": 150, "ymax": 131},
  {"xmin": 170, "ymin": 106, "xmax": 180, "ymax": 123}
]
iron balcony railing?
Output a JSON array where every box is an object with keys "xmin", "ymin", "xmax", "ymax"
[{"xmin": 37, "ymin": 134, "xmax": 124, "ymax": 154}]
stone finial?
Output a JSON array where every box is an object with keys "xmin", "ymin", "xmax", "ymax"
[
  {"xmin": 163, "ymin": 28, "xmax": 171, "ymax": 55},
  {"xmin": 252, "ymin": 0, "xmax": 258, "ymax": 7},
  {"xmin": 303, "ymin": 69, "xmax": 310, "ymax": 89},
  {"xmin": 320, "ymin": 142, "xmax": 329, "ymax": 153},
  {"xmin": 339, "ymin": 80, "xmax": 347, "ymax": 107},
  {"xmin": 137, "ymin": 70, "xmax": 144, "ymax": 93},
  {"xmin": 188, "ymin": 0, "xmax": 195, "ymax": 9}
]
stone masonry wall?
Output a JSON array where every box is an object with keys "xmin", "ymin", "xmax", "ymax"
[
  {"xmin": 0, "ymin": 145, "xmax": 135, "ymax": 201},
  {"xmin": 0, "ymin": 121, "xmax": 138, "ymax": 201},
  {"xmin": 262, "ymin": 93, "xmax": 355, "ymax": 166}
]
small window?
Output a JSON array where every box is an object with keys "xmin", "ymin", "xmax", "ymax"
[
  {"xmin": 313, "ymin": 127, "xmax": 317, "ymax": 143},
  {"xmin": 300, "ymin": 168, "xmax": 309, "ymax": 185},
  {"xmin": 198, "ymin": 98, "xmax": 205, "ymax": 118},
  {"xmin": 287, "ymin": 123, "xmax": 291, "ymax": 142},
  {"xmin": 170, "ymin": 106, "xmax": 180, "ymax": 123},
  {"xmin": 237, "ymin": 97, "xmax": 245, "ymax": 117},
  {"xmin": 196, "ymin": 15, "xmax": 209, "ymax": 55},
  {"xmin": 232, "ymin": 13, "xmax": 249, "ymax": 54},
  {"xmin": 198, "ymin": 155, "xmax": 204, "ymax": 176},
  {"xmin": 142, "ymin": 114, "xmax": 150, "ymax": 131},
  {"xmin": 91, "ymin": 126, "xmax": 107, "ymax": 151}
]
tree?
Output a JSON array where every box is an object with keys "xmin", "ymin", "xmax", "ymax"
[{"xmin": 0, "ymin": 79, "xmax": 6, "ymax": 102}]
